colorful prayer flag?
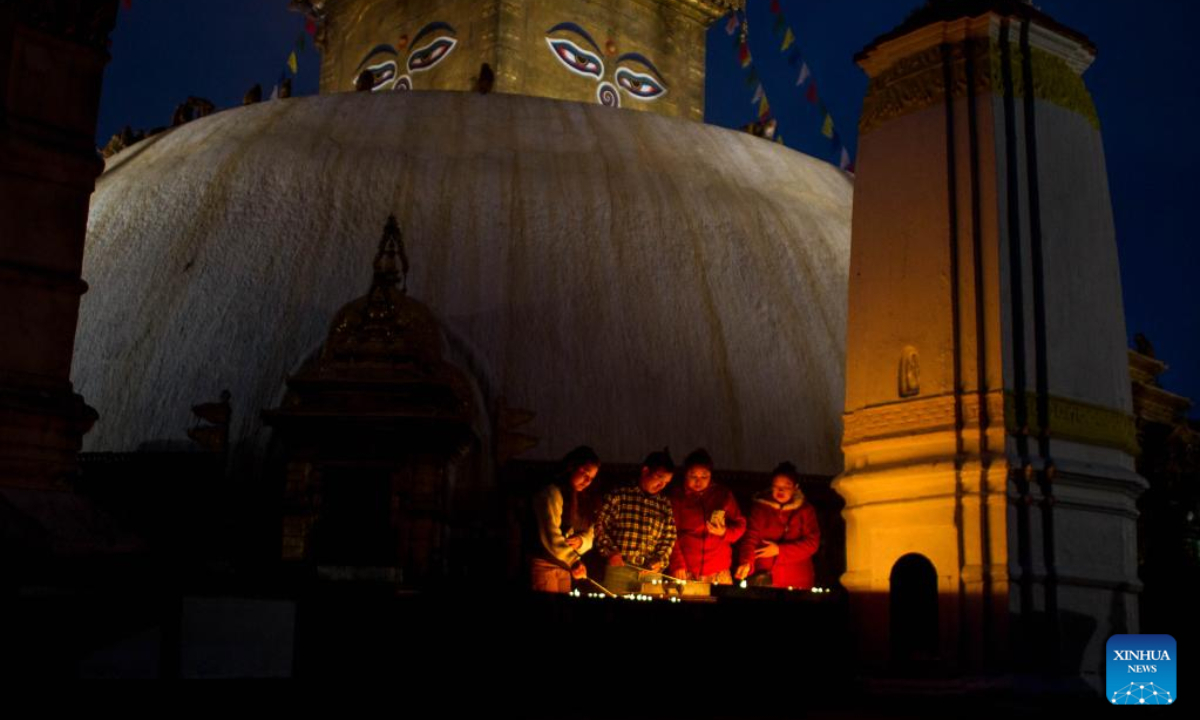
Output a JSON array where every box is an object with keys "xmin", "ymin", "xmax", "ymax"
[
  {"xmin": 821, "ymin": 114, "xmax": 834, "ymax": 138},
  {"xmin": 287, "ymin": 51, "xmax": 298, "ymax": 74},
  {"xmin": 773, "ymin": 14, "xmax": 786, "ymax": 35},
  {"xmin": 796, "ymin": 62, "xmax": 810, "ymax": 87},
  {"xmin": 738, "ymin": 43, "xmax": 751, "ymax": 68},
  {"xmin": 305, "ymin": 17, "xmax": 317, "ymax": 36},
  {"xmin": 758, "ymin": 95, "xmax": 771, "ymax": 120},
  {"xmin": 296, "ymin": 34, "xmax": 307, "ymax": 52},
  {"xmin": 806, "ymin": 80, "xmax": 818, "ymax": 103},
  {"xmin": 751, "ymin": 84, "xmax": 765, "ymax": 104},
  {"xmin": 770, "ymin": 0, "xmax": 782, "ymax": 14},
  {"xmin": 745, "ymin": 68, "xmax": 759, "ymax": 86},
  {"xmin": 781, "ymin": 28, "xmax": 795, "ymax": 51},
  {"xmin": 725, "ymin": 14, "xmax": 739, "ymax": 35},
  {"xmin": 839, "ymin": 147, "xmax": 853, "ymax": 171}
]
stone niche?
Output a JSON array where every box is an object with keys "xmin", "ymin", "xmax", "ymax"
[{"xmin": 311, "ymin": 0, "xmax": 739, "ymax": 120}]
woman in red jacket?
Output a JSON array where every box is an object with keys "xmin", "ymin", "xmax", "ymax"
[
  {"xmin": 735, "ymin": 461, "xmax": 820, "ymax": 589},
  {"xmin": 667, "ymin": 448, "xmax": 746, "ymax": 584}
]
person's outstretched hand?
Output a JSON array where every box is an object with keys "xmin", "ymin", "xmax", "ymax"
[{"xmin": 754, "ymin": 541, "xmax": 779, "ymax": 559}]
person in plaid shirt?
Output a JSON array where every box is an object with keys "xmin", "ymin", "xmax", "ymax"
[{"xmin": 595, "ymin": 448, "xmax": 677, "ymax": 594}]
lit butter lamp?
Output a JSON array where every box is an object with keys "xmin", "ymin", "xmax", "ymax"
[
  {"xmin": 716, "ymin": 581, "xmax": 835, "ymax": 600},
  {"xmin": 640, "ymin": 509, "xmax": 725, "ymax": 598},
  {"xmin": 638, "ymin": 573, "xmax": 712, "ymax": 599}
]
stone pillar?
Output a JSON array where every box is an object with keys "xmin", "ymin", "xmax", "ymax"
[
  {"xmin": 833, "ymin": 0, "xmax": 1144, "ymax": 686},
  {"xmin": 0, "ymin": 3, "xmax": 116, "ymax": 533}
]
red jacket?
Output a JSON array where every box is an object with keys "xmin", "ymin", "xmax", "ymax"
[
  {"xmin": 668, "ymin": 483, "xmax": 746, "ymax": 578},
  {"xmin": 737, "ymin": 491, "xmax": 820, "ymax": 589}
]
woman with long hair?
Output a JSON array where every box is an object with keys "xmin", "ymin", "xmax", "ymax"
[
  {"xmin": 735, "ymin": 461, "xmax": 820, "ymax": 589},
  {"xmin": 529, "ymin": 445, "xmax": 601, "ymax": 593}
]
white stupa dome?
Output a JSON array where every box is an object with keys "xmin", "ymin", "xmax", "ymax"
[{"xmin": 75, "ymin": 90, "xmax": 851, "ymax": 473}]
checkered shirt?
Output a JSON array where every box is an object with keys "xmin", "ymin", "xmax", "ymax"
[{"xmin": 595, "ymin": 485, "xmax": 676, "ymax": 567}]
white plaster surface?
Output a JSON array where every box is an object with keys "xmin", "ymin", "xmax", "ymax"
[
  {"xmin": 75, "ymin": 90, "xmax": 853, "ymax": 472},
  {"xmin": 1033, "ymin": 103, "xmax": 1131, "ymax": 413},
  {"xmin": 846, "ymin": 105, "xmax": 957, "ymax": 411}
]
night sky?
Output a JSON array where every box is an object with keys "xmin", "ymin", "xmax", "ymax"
[{"xmin": 95, "ymin": 0, "xmax": 1199, "ymax": 411}]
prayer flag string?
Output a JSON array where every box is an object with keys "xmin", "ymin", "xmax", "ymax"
[
  {"xmin": 724, "ymin": 2, "xmax": 853, "ymax": 172},
  {"xmin": 733, "ymin": 13, "xmax": 775, "ymax": 128}
]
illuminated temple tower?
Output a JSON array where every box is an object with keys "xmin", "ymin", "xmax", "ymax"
[{"xmin": 833, "ymin": 0, "xmax": 1144, "ymax": 686}]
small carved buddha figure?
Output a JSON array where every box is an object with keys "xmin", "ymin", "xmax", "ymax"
[{"xmin": 899, "ymin": 346, "xmax": 920, "ymax": 398}]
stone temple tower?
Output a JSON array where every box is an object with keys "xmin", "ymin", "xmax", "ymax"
[
  {"xmin": 301, "ymin": 0, "xmax": 740, "ymax": 120},
  {"xmin": 833, "ymin": 0, "xmax": 1144, "ymax": 686}
]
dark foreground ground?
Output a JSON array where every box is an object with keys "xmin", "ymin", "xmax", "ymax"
[{"xmin": 1, "ymin": 565, "xmax": 1139, "ymax": 718}]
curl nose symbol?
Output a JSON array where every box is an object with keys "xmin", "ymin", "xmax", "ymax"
[{"xmin": 597, "ymin": 82, "xmax": 620, "ymax": 108}]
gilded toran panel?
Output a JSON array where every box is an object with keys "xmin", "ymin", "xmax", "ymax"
[
  {"xmin": 1002, "ymin": 392, "xmax": 1139, "ymax": 456},
  {"xmin": 859, "ymin": 40, "xmax": 1099, "ymax": 136},
  {"xmin": 842, "ymin": 390, "xmax": 1136, "ymax": 456}
]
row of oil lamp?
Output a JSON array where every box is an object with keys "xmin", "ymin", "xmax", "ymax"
[
  {"xmin": 736, "ymin": 580, "xmax": 832, "ymax": 594},
  {"xmin": 569, "ymin": 589, "xmax": 683, "ymax": 603},
  {"xmin": 649, "ymin": 577, "xmax": 830, "ymax": 593},
  {"xmin": 567, "ymin": 585, "xmax": 833, "ymax": 600}
]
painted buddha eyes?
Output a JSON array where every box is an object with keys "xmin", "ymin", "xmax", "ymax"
[
  {"xmin": 544, "ymin": 23, "xmax": 667, "ymax": 106},
  {"xmin": 546, "ymin": 38, "xmax": 604, "ymax": 79},
  {"xmin": 408, "ymin": 36, "xmax": 457, "ymax": 73},
  {"xmin": 614, "ymin": 68, "xmax": 665, "ymax": 101},
  {"xmin": 366, "ymin": 60, "xmax": 398, "ymax": 91},
  {"xmin": 351, "ymin": 22, "xmax": 458, "ymax": 91},
  {"xmin": 353, "ymin": 20, "xmax": 665, "ymax": 104}
]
